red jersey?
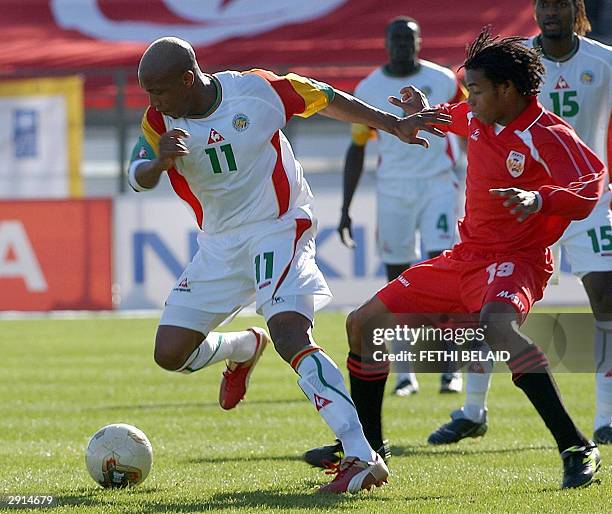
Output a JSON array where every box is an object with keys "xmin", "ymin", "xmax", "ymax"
[{"xmin": 441, "ymin": 98, "xmax": 605, "ymax": 254}]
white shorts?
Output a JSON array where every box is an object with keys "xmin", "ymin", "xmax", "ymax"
[
  {"xmin": 159, "ymin": 206, "xmax": 332, "ymax": 333},
  {"xmin": 560, "ymin": 193, "xmax": 612, "ymax": 277},
  {"xmin": 376, "ymin": 171, "xmax": 459, "ymax": 264}
]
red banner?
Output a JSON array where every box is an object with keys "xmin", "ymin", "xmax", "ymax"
[
  {"xmin": 0, "ymin": 199, "xmax": 112, "ymax": 311},
  {"xmin": 1, "ymin": 1, "xmax": 538, "ymax": 108}
]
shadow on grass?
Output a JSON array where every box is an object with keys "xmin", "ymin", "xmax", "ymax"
[
  {"xmin": 87, "ymin": 398, "xmax": 304, "ymax": 412},
  {"xmin": 391, "ymin": 443, "xmax": 556, "ymax": 457},
  {"xmin": 56, "ymin": 488, "xmax": 352, "ymax": 511},
  {"xmin": 187, "ymin": 453, "xmax": 304, "ymax": 464}
]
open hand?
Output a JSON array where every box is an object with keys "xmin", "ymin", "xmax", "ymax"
[
  {"xmin": 490, "ymin": 188, "xmax": 539, "ymax": 222},
  {"xmin": 392, "ymin": 109, "xmax": 451, "ymax": 147},
  {"xmin": 388, "ymin": 86, "xmax": 431, "ymax": 115}
]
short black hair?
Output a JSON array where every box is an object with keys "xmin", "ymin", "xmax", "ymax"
[
  {"xmin": 386, "ymin": 16, "xmax": 420, "ymax": 36},
  {"xmin": 462, "ymin": 27, "xmax": 544, "ymax": 97}
]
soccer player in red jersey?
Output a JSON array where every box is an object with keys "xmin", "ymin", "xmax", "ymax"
[{"xmin": 307, "ymin": 28, "xmax": 605, "ymax": 489}]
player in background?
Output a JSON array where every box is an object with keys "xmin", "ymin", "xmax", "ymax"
[
  {"xmin": 340, "ymin": 17, "xmax": 467, "ymax": 397},
  {"xmin": 429, "ymin": 0, "xmax": 612, "ymax": 446},
  {"xmin": 307, "ymin": 28, "xmax": 604, "ymax": 489},
  {"xmin": 304, "ymin": 16, "xmax": 466, "ymax": 469},
  {"xmin": 129, "ymin": 37, "xmax": 451, "ymax": 494}
]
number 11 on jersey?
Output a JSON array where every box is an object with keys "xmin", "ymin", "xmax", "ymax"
[{"xmin": 205, "ymin": 143, "xmax": 238, "ymax": 174}]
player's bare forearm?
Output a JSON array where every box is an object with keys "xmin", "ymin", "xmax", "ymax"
[
  {"xmin": 134, "ymin": 159, "xmax": 167, "ymax": 190},
  {"xmin": 322, "ymin": 89, "xmax": 451, "ymax": 147},
  {"xmin": 338, "ymin": 143, "xmax": 366, "ymax": 248},
  {"xmin": 342, "ymin": 144, "xmax": 366, "ymax": 213},
  {"xmin": 321, "ymin": 90, "xmax": 399, "ymax": 133}
]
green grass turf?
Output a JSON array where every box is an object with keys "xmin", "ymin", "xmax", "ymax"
[{"xmin": 0, "ymin": 312, "xmax": 609, "ymax": 513}]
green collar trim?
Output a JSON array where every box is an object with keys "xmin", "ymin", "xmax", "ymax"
[
  {"xmin": 534, "ymin": 34, "xmax": 580, "ymax": 63},
  {"xmin": 200, "ymin": 74, "xmax": 222, "ymax": 118}
]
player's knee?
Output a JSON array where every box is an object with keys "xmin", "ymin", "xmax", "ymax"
[
  {"xmin": 153, "ymin": 332, "xmax": 192, "ymax": 371},
  {"xmin": 595, "ymin": 284, "xmax": 612, "ymax": 314},
  {"xmin": 479, "ymin": 311, "xmax": 513, "ymax": 350},
  {"xmin": 346, "ymin": 308, "xmax": 366, "ymax": 353},
  {"xmin": 153, "ymin": 339, "xmax": 182, "ymax": 371},
  {"xmin": 583, "ymin": 272, "xmax": 612, "ymax": 315},
  {"xmin": 267, "ymin": 311, "xmax": 311, "ymax": 363}
]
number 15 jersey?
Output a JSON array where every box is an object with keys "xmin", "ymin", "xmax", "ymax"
[
  {"xmin": 527, "ymin": 36, "xmax": 611, "ymax": 169},
  {"xmin": 130, "ymin": 70, "xmax": 335, "ymax": 234}
]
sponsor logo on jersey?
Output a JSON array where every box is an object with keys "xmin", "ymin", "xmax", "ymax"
[
  {"xmin": 271, "ymin": 296, "xmax": 285, "ymax": 305},
  {"xmin": 496, "ymin": 290, "xmax": 524, "ymax": 310},
  {"xmin": 470, "ymin": 128, "xmax": 480, "ymax": 141},
  {"xmin": 554, "ymin": 75, "xmax": 570, "ymax": 89},
  {"xmin": 232, "ymin": 113, "xmax": 250, "ymax": 132},
  {"xmin": 506, "ymin": 150, "xmax": 525, "ymax": 178},
  {"xmin": 313, "ymin": 393, "xmax": 332, "ymax": 411},
  {"xmin": 173, "ymin": 277, "xmax": 191, "ymax": 292},
  {"xmin": 580, "ymin": 71, "xmax": 594, "ymax": 84},
  {"xmin": 397, "ymin": 275, "xmax": 410, "ymax": 287},
  {"xmin": 207, "ymin": 128, "xmax": 225, "ymax": 144},
  {"xmin": 258, "ymin": 279, "xmax": 271, "ymax": 290}
]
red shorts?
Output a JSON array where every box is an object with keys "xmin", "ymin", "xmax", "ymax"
[{"xmin": 377, "ymin": 244, "xmax": 553, "ymax": 318}]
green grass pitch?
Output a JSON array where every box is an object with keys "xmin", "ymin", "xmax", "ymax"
[{"xmin": 0, "ymin": 312, "xmax": 609, "ymax": 513}]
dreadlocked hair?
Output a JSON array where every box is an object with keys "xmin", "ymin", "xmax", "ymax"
[
  {"xmin": 462, "ymin": 27, "xmax": 544, "ymax": 97},
  {"xmin": 572, "ymin": 0, "xmax": 591, "ymax": 36}
]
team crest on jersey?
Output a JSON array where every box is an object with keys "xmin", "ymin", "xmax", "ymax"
[
  {"xmin": 554, "ymin": 75, "xmax": 570, "ymax": 89},
  {"xmin": 207, "ymin": 128, "xmax": 225, "ymax": 144},
  {"xmin": 232, "ymin": 113, "xmax": 250, "ymax": 132},
  {"xmin": 580, "ymin": 71, "xmax": 594, "ymax": 84},
  {"xmin": 138, "ymin": 146, "xmax": 148, "ymax": 158},
  {"xmin": 506, "ymin": 150, "xmax": 525, "ymax": 178}
]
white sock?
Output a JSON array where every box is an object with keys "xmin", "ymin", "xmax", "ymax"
[
  {"xmin": 594, "ymin": 321, "xmax": 612, "ymax": 430},
  {"xmin": 462, "ymin": 353, "xmax": 493, "ymax": 423},
  {"xmin": 296, "ymin": 349, "xmax": 375, "ymax": 462},
  {"xmin": 391, "ymin": 338, "xmax": 418, "ymax": 388},
  {"xmin": 178, "ymin": 331, "xmax": 257, "ymax": 374},
  {"xmin": 395, "ymin": 372, "xmax": 418, "ymax": 388}
]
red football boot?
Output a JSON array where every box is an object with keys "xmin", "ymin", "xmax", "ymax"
[{"xmin": 219, "ymin": 327, "xmax": 269, "ymax": 410}]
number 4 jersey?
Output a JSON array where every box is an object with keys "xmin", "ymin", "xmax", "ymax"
[{"xmin": 129, "ymin": 70, "xmax": 334, "ymax": 234}]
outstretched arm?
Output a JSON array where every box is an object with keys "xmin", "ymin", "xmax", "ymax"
[{"xmin": 320, "ymin": 89, "xmax": 450, "ymax": 147}]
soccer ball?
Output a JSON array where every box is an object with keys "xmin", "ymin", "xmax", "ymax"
[{"xmin": 85, "ymin": 423, "xmax": 153, "ymax": 488}]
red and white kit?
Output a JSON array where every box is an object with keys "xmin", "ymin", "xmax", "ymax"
[{"xmin": 378, "ymin": 98, "xmax": 605, "ymax": 316}]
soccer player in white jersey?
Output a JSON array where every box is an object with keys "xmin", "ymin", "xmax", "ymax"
[
  {"xmin": 343, "ymin": 17, "xmax": 467, "ymax": 397},
  {"xmin": 428, "ymin": 0, "xmax": 612, "ymax": 446},
  {"xmin": 128, "ymin": 37, "xmax": 451, "ymax": 493}
]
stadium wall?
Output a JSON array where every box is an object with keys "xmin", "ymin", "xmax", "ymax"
[
  {"xmin": 112, "ymin": 192, "xmax": 589, "ymax": 311},
  {"xmin": 0, "ymin": 193, "xmax": 589, "ymax": 312}
]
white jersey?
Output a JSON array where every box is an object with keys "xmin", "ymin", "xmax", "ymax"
[
  {"xmin": 527, "ymin": 36, "xmax": 612, "ymax": 168},
  {"xmin": 132, "ymin": 70, "xmax": 335, "ymax": 234},
  {"xmin": 352, "ymin": 60, "xmax": 464, "ymax": 181}
]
